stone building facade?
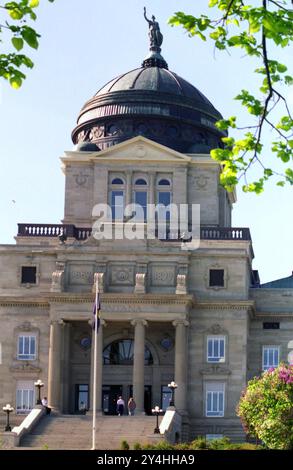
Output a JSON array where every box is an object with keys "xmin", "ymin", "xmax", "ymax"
[{"xmin": 0, "ymin": 23, "xmax": 292, "ymax": 441}]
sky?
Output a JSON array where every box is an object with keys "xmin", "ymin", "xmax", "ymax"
[{"xmin": 0, "ymin": 0, "xmax": 292, "ymax": 283}]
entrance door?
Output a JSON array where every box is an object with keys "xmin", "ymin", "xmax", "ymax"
[
  {"xmin": 75, "ymin": 384, "xmax": 89, "ymax": 413},
  {"xmin": 102, "ymin": 385, "xmax": 122, "ymax": 415},
  {"xmin": 144, "ymin": 386, "xmax": 152, "ymax": 415},
  {"xmin": 128, "ymin": 385, "xmax": 152, "ymax": 415}
]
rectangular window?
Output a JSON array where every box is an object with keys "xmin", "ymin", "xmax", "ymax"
[
  {"xmin": 207, "ymin": 336, "xmax": 225, "ymax": 363},
  {"xmin": 206, "ymin": 383, "xmax": 225, "ymax": 417},
  {"xmin": 263, "ymin": 322, "xmax": 280, "ymax": 330},
  {"xmin": 16, "ymin": 381, "xmax": 35, "ymax": 414},
  {"xmin": 134, "ymin": 191, "xmax": 147, "ymax": 221},
  {"xmin": 17, "ymin": 335, "xmax": 36, "ymax": 360},
  {"xmin": 21, "ymin": 266, "xmax": 36, "ymax": 284},
  {"xmin": 157, "ymin": 191, "xmax": 171, "ymax": 223},
  {"xmin": 263, "ymin": 346, "xmax": 280, "ymax": 370},
  {"xmin": 206, "ymin": 434, "xmax": 224, "ymax": 441},
  {"xmin": 209, "ymin": 269, "xmax": 224, "ymax": 287},
  {"xmin": 111, "ymin": 191, "xmax": 124, "ymax": 220}
]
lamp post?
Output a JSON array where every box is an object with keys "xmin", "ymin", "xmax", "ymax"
[
  {"xmin": 3, "ymin": 404, "xmax": 14, "ymax": 432},
  {"xmin": 34, "ymin": 379, "xmax": 44, "ymax": 405},
  {"xmin": 168, "ymin": 381, "xmax": 178, "ymax": 407},
  {"xmin": 151, "ymin": 405, "xmax": 162, "ymax": 434}
]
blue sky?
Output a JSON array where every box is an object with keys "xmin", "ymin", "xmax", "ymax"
[{"xmin": 0, "ymin": 0, "xmax": 292, "ymax": 283}]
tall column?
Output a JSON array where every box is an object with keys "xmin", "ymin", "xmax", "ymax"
[
  {"xmin": 149, "ymin": 172, "xmax": 156, "ymax": 205},
  {"xmin": 173, "ymin": 320, "xmax": 189, "ymax": 411},
  {"xmin": 61, "ymin": 322, "xmax": 71, "ymax": 413},
  {"xmin": 48, "ymin": 320, "xmax": 63, "ymax": 411},
  {"xmin": 90, "ymin": 319, "xmax": 106, "ymax": 413},
  {"xmin": 131, "ymin": 319, "xmax": 147, "ymax": 413},
  {"xmin": 126, "ymin": 171, "xmax": 133, "ymax": 207}
]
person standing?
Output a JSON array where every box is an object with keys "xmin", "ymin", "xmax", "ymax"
[
  {"xmin": 127, "ymin": 397, "xmax": 136, "ymax": 416},
  {"xmin": 116, "ymin": 396, "xmax": 125, "ymax": 416}
]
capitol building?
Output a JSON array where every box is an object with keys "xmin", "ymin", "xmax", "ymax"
[{"xmin": 0, "ymin": 12, "xmax": 292, "ymax": 445}]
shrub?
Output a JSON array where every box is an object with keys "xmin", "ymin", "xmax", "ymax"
[
  {"xmin": 133, "ymin": 442, "xmax": 142, "ymax": 450},
  {"xmin": 189, "ymin": 437, "xmax": 208, "ymax": 450},
  {"xmin": 237, "ymin": 363, "xmax": 293, "ymax": 449},
  {"xmin": 208, "ymin": 437, "xmax": 231, "ymax": 450},
  {"xmin": 121, "ymin": 440, "xmax": 129, "ymax": 450}
]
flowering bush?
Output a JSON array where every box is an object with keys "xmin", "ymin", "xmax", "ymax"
[{"xmin": 237, "ymin": 364, "xmax": 293, "ymax": 449}]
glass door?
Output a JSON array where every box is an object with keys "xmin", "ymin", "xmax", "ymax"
[
  {"xmin": 102, "ymin": 385, "xmax": 123, "ymax": 415},
  {"xmin": 75, "ymin": 384, "xmax": 89, "ymax": 413}
]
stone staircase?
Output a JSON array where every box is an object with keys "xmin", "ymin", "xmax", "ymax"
[{"xmin": 19, "ymin": 414, "xmax": 163, "ymax": 450}]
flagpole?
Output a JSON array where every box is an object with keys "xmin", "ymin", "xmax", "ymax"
[{"xmin": 91, "ymin": 278, "xmax": 98, "ymax": 450}]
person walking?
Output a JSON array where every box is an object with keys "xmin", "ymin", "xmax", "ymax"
[
  {"xmin": 127, "ymin": 397, "xmax": 136, "ymax": 416},
  {"xmin": 116, "ymin": 396, "xmax": 125, "ymax": 416}
]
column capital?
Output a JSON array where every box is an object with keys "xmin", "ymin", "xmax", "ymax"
[
  {"xmin": 88, "ymin": 318, "xmax": 107, "ymax": 328},
  {"xmin": 172, "ymin": 319, "xmax": 189, "ymax": 328},
  {"xmin": 131, "ymin": 319, "xmax": 148, "ymax": 327},
  {"xmin": 50, "ymin": 319, "xmax": 64, "ymax": 326}
]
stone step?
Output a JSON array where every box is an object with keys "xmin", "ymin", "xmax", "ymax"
[{"xmin": 19, "ymin": 414, "xmax": 163, "ymax": 449}]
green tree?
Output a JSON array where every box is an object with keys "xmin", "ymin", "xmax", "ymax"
[
  {"xmin": 169, "ymin": 1, "xmax": 293, "ymax": 192},
  {"xmin": 0, "ymin": 0, "xmax": 54, "ymax": 88},
  {"xmin": 237, "ymin": 364, "xmax": 293, "ymax": 449}
]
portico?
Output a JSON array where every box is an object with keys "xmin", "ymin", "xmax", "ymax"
[{"xmin": 47, "ymin": 293, "xmax": 193, "ymax": 415}]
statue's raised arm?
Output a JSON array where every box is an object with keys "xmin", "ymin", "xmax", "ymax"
[
  {"xmin": 143, "ymin": 7, "xmax": 163, "ymax": 49},
  {"xmin": 143, "ymin": 6, "xmax": 151, "ymax": 25}
]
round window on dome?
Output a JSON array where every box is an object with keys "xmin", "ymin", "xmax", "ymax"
[
  {"xmin": 107, "ymin": 124, "xmax": 119, "ymax": 136},
  {"xmin": 136, "ymin": 123, "xmax": 148, "ymax": 135}
]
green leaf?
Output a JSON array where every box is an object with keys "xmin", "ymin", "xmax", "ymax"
[
  {"xmin": 21, "ymin": 27, "xmax": 39, "ymax": 49},
  {"xmin": 8, "ymin": 8, "xmax": 23, "ymax": 20},
  {"xmin": 11, "ymin": 37, "xmax": 24, "ymax": 51},
  {"xmin": 285, "ymin": 168, "xmax": 293, "ymax": 184},
  {"xmin": 276, "ymin": 63, "xmax": 287, "ymax": 73},
  {"xmin": 10, "ymin": 76, "xmax": 22, "ymax": 88},
  {"xmin": 208, "ymin": 0, "xmax": 218, "ymax": 6}
]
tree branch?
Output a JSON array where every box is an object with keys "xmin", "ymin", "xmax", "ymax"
[{"xmin": 268, "ymin": 0, "xmax": 290, "ymax": 11}]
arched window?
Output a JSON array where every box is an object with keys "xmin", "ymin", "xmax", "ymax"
[
  {"xmin": 111, "ymin": 177, "xmax": 124, "ymax": 185},
  {"xmin": 158, "ymin": 179, "xmax": 171, "ymax": 186},
  {"xmin": 103, "ymin": 339, "xmax": 153, "ymax": 365},
  {"xmin": 135, "ymin": 178, "xmax": 147, "ymax": 185}
]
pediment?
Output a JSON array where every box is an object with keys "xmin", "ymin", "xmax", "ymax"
[{"xmin": 91, "ymin": 137, "xmax": 191, "ymax": 163}]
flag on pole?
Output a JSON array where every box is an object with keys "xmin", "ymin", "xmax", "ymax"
[{"xmin": 92, "ymin": 283, "xmax": 101, "ymax": 332}]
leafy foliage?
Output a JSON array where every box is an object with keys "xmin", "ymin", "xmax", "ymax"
[
  {"xmin": 169, "ymin": 1, "xmax": 293, "ymax": 192},
  {"xmin": 138, "ymin": 436, "xmax": 261, "ymax": 450},
  {"xmin": 0, "ymin": 0, "xmax": 55, "ymax": 88},
  {"xmin": 237, "ymin": 364, "xmax": 293, "ymax": 449}
]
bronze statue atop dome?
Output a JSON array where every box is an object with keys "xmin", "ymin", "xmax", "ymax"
[{"xmin": 144, "ymin": 7, "xmax": 163, "ymax": 50}]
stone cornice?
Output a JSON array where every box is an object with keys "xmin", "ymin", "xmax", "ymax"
[
  {"xmin": 48, "ymin": 293, "xmax": 195, "ymax": 307},
  {"xmin": 195, "ymin": 300, "xmax": 255, "ymax": 312},
  {"xmin": 0, "ymin": 295, "xmax": 259, "ymax": 312},
  {"xmin": 0, "ymin": 297, "xmax": 49, "ymax": 308},
  {"xmin": 200, "ymin": 365, "xmax": 232, "ymax": 376},
  {"xmin": 10, "ymin": 363, "xmax": 42, "ymax": 373},
  {"xmin": 254, "ymin": 311, "xmax": 293, "ymax": 318}
]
